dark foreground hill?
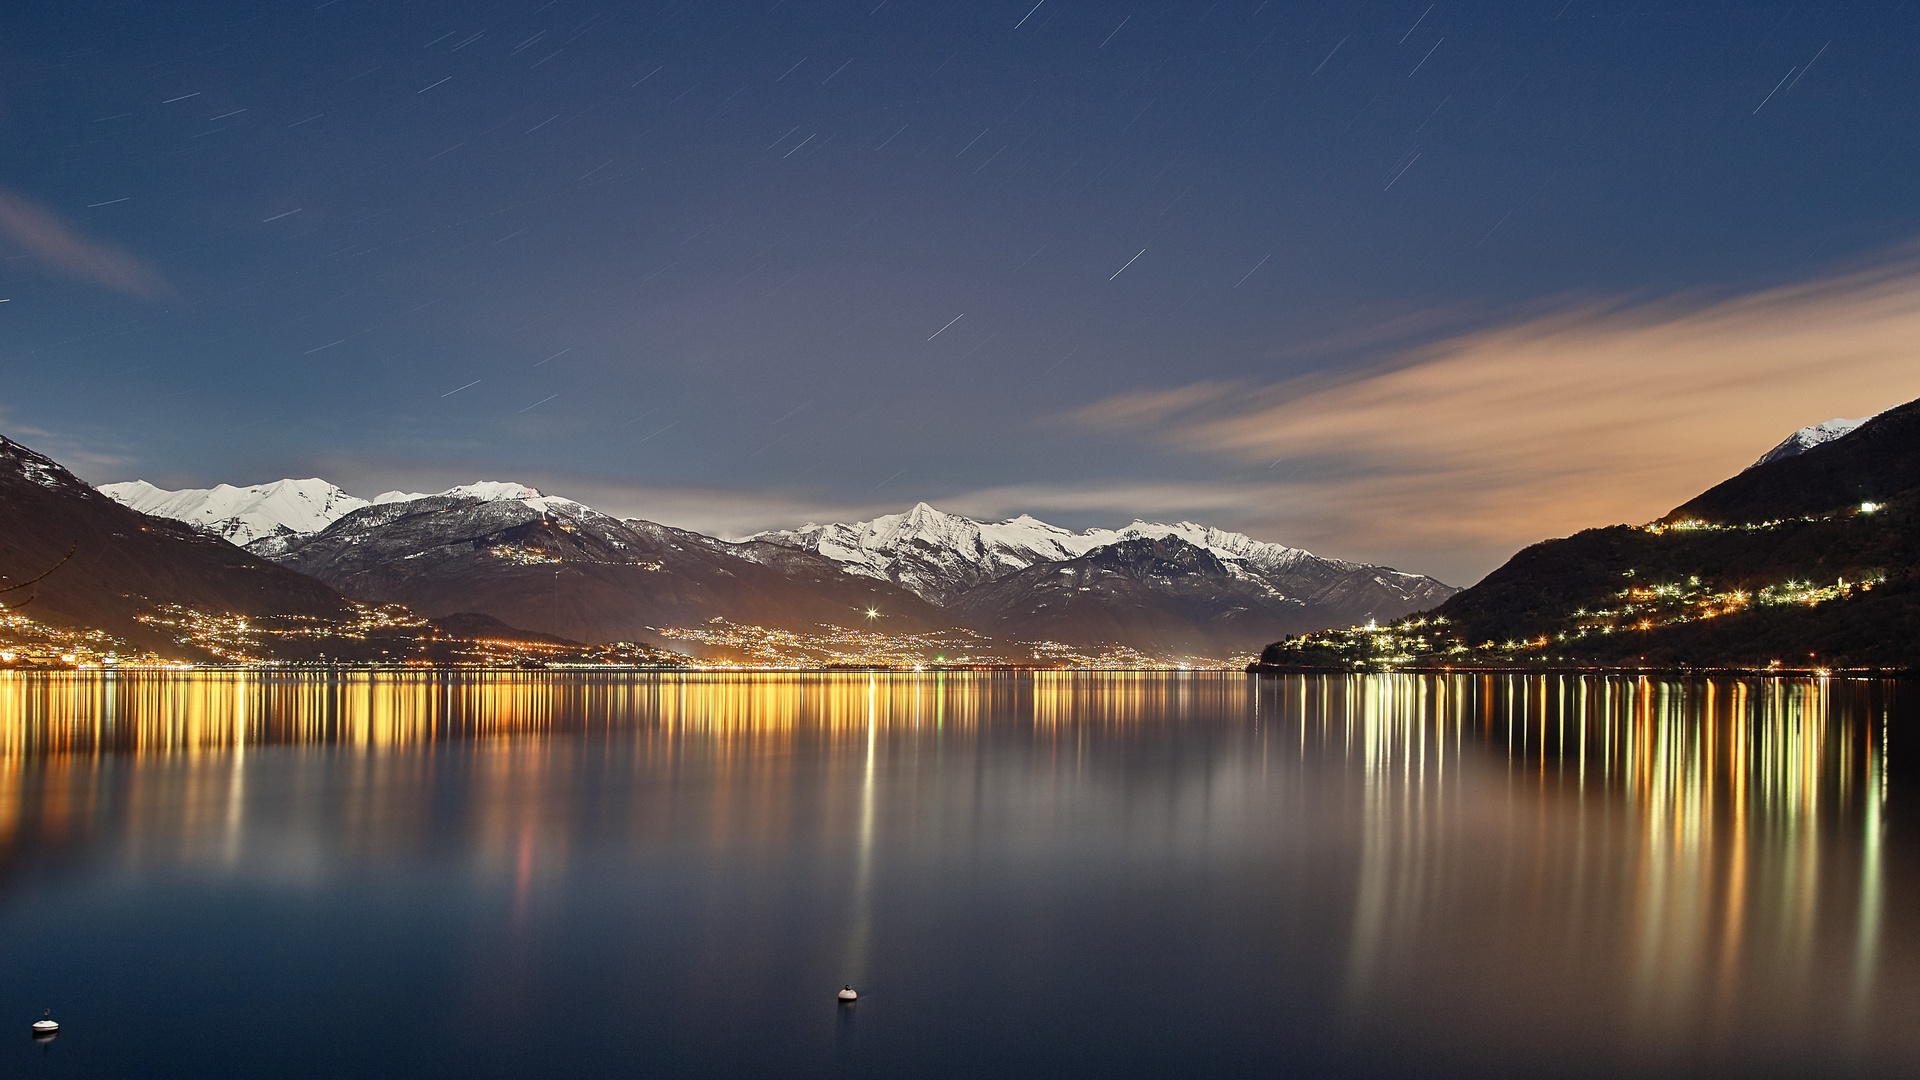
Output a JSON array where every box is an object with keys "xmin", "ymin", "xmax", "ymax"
[
  {"xmin": 0, "ymin": 435, "xmax": 668, "ymax": 664},
  {"xmin": 0, "ymin": 435, "xmax": 348, "ymax": 653},
  {"xmin": 1256, "ymin": 397, "xmax": 1920, "ymax": 671}
]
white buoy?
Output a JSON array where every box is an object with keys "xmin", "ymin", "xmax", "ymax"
[
  {"xmin": 30, "ymin": 1011, "xmax": 57, "ymax": 1038},
  {"xmin": 837, "ymin": 985, "xmax": 858, "ymax": 1002}
]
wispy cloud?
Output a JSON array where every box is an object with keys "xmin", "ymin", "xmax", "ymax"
[
  {"xmin": 1, "ymin": 410, "xmax": 135, "ymax": 480},
  {"xmin": 931, "ymin": 481, "xmax": 1284, "ymax": 521},
  {"xmin": 1064, "ymin": 255, "xmax": 1920, "ymax": 581},
  {"xmin": 0, "ymin": 187, "xmax": 169, "ymax": 299}
]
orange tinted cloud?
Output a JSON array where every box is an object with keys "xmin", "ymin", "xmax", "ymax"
[
  {"xmin": 1066, "ymin": 257, "xmax": 1920, "ymax": 581},
  {"xmin": 0, "ymin": 187, "xmax": 168, "ymax": 299}
]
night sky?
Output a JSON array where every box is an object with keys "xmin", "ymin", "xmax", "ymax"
[{"xmin": 6, "ymin": 0, "xmax": 1920, "ymax": 582}]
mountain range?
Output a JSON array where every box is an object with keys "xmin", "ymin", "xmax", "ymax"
[
  {"xmin": 91, "ymin": 470, "xmax": 1457, "ymax": 657},
  {"xmin": 1255, "ymin": 405, "xmax": 1920, "ymax": 671},
  {"xmin": 13, "ymin": 399, "xmax": 1898, "ymax": 668},
  {"xmin": 252, "ymin": 488, "xmax": 947, "ymax": 648},
  {"xmin": 0, "ymin": 436, "xmax": 652, "ymax": 665}
]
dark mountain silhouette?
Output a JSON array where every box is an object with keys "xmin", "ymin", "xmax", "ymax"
[
  {"xmin": 1671, "ymin": 399, "xmax": 1920, "ymax": 525},
  {"xmin": 1258, "ymin": 397, "xmax": 1920, "ymax": 670},
  {"xmin": 0, "ymin": 435, "xmax": 350, "ymax": 655},
  {"xmin": 0, "ymin": 435, "xmax": 635, "ymax": 663}
]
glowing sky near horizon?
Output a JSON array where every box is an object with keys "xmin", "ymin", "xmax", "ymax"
[{"xmin": 2, "ymin": 0, "xmax": 1917, "ymax": 583}]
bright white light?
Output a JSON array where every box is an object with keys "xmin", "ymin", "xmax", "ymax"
[{"xmin": 1861, "ymin": 502, "xmax": 1880, "ymax": 513}]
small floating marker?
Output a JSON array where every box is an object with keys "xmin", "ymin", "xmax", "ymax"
[
  {"xmin": 837, "ymin": 985, "xmax": 858, "ymax": 1003},
  {"xmin": 30, "ymin": 1011, "xmax": 57, "ymax": 1039}
]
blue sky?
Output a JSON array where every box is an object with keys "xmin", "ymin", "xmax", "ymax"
[{"xmin": 3, "ymin": 0, "xmax": 1916, "ymax": 581}]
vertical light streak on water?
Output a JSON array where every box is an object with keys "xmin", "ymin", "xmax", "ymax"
[
  {"xmin": 1345, "ymin": 677, "xmax": 1387, "ymax": 1008},
  {"xmin": 1784, "ymin": 681, "xmax": 1824, "ymax": 1019},
  {"xmin": 1629, "ymin": 676, "xmax": 1668, "ymax": 1032},
  {"xmin": 845, "ymin": 674, "xmax": 880, "ymax": 983},
  {"xmin": 1714, "ymin": 681, "xmax": 1751, "ymax": 1035},
  {"xmin": 1344, "ymin": 674, "xmax": 1451, "ymax": 1013},
  {"xmin": 1297, "ymin": 675, "xmax": 1307, "ymax": 761},
  {"xmin": 223, "ymin": 671, "xmax": 248, "ymax": 867},
  {"xmin": 1850, "ymin": 706, "xmax": 1887, "ymax": 1049}
]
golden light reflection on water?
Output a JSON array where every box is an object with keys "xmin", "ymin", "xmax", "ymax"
[
  {"xmin": 0, "ymin": 669, "xmax": 1243, "ymax": 759},
  {"xmin": 0, "ymin": 670, "xmax": 1909, "ymax": 1068},
  {"xmin": 0, "ymin": 670, "xmax": 1251, "ymax": 866},
  {"xmin": 1251, "ymin": 673, "xmax": 1902, "ymax": 1064}
]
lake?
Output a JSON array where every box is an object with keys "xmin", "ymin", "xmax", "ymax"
[{"xmin": 0, "ymin": 671, "xmax": 1912, "ymax": 1078}]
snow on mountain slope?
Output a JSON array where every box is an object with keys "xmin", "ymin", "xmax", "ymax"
[
  {"xmin": 1111, "ymin": 521, "xmax": 1314, "ymax": 571},
  {"xmin": 745, "ymin": 503, "xmax": 1117, "ymax": 604},
  {"xmin": 98, "ymin": 478, "xmax": 371, "ymax": 545},
  {"xmin": 747, "ymin": 503, "xmax": 1457, "ymax": 614},
  {"xmin": 255, "ymin": 487, "xmax": 944, "ymax": 644},
  {"xmin": 1750, "ymin": 414, "xmax": 1877, "ymax": 469},
  {"xmin": 1111, "ymin": 520, "xmax": 1452, "ymax": 610},
  {"xmin": 371, "ymin": 481, "xmax": 556, "ymax": 506},
  {"xmin": 102, "ymin": 477, "xmax": 580, "ymax": 547},
  {"xmin": 103, "ymin": 473, "xmax": 1457, "ymax": 645}
]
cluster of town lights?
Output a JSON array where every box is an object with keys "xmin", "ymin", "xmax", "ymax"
[
  {"xmin": 654, "ymin": 617, "xmax": 1250, "ymax": 669},
  {"xmin": 1269, "ymin": 564, "xmax": 1880, "ymax": 671}
]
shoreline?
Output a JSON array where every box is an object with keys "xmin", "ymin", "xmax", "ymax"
[
  {"xmin": 1245, "ymin": 662, "xmax": 1905, "ymax": 677},
  {"xmin": 0, "ymin": 661, "xmax": 1904, "ymax": 677}
]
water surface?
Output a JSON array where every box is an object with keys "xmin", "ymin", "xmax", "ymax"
[{"xmin": 0, "ymin": 671, "xmax": 1912, "ymax": 1078}]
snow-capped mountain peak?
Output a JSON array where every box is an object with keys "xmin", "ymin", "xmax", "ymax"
[
  {"xmin": 374, "ymin": 481, "xmax": 590, "ymax": 518},
  {"xmin": 747, "ymin": 503, "xmax": 1121, "ymax": 602},
  {"xmin": 745, "ymin": 503, "xmax": 1454, "ymax": 614},
  {"xmin": 101, "ymin": 477, "xmax": 589, "ymax": 547},
  {"xmin": 98, "ymin": 477, "xmax": 371, "ymax": 545},
  {"xmin": 1751, "ymin": 413, "xmax": 1878, "ymax": 469},
  {"xmin": 1112, "ymin": 521, "xmax": 1317, "ymax": 571},
  {"xmin": 371, "ymin": 480, "xmax": 545, "ymax": 505}
]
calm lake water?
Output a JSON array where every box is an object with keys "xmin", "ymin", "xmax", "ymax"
[{"xmin": 0, "ymin": 671, "xmax": 1913, "ymax": 1078}]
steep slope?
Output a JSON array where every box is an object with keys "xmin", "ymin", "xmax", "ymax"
[
  {"xmin": 1435, "ymin": 401, "xmax": 1920, "ymax": 665},
  {"xmin": 0, "ymin": 436, "xmax": 350, "ymax": 653},
  {"xmin": 0, "ymin": 436, "xmax": 666, "ymax": 664},
  {"xmin": 750, "ymin": 503, "xmax": 1457, "ymax": 622},
  {"xmin": 949, "ymin": 535, "xmax": 1389, "ymax": 656},
  {"xmin": 1258, "ymin": 398, "xmax": 1920, "ymax": 670},
  {"xmin": 1749, "ymin": 414, "xmax": 1876, "ymax": 468},
  {"xmin": 1672, "ymin": 401, "xmax": 1920, "ymax": 525},
  {"xmin": 259, "ymin": 490, "xmax": 946, "ymax": 644},
  {"xmin": 100, "ymin": 478, "xmax": 370, "ymax": 544}
]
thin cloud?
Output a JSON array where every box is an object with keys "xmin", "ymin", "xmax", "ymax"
[
  {"xmin": 2, "ymin": 410, "xmax": 134, "ymax": 480},
  {"xmin": 1064, "ymin": 256, "xmax": 1920, "ymax": 581},
  {"xmin": 0, "ymin": 186, "xmax": 169, "ymax": 299},
  {"xmin": 934, "ymin": 481, "xmax": 1283, "ymax": 521}
]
